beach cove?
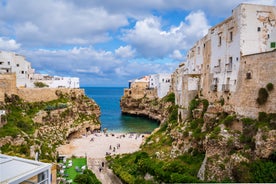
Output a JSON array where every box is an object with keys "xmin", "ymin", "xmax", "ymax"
[{"xmin": 57, "ymin": 132, "xmax": 149, "ymax": 184}]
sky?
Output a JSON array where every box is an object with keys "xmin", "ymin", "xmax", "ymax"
[{"xmin": 0, "ymin": 0, "xmax": 275, "ymax": 87}]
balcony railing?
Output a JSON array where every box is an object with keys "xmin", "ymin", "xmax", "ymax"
[
  {"xmin": 225, "ymin": 64, "xmax": 232, "ymax": 72},
  {"xmin": 213, "ymin": 66, "xmax": 221, "ymax": 73}
]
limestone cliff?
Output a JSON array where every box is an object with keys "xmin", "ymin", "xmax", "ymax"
[
  {"xmin": 120, "ymin": 94, "xmax": 173, "ymax": 124},
  {"xmin": 169, "ymin": 98, "xmax": 276, "ymax": 182},
  {"xmin": 119, "ymin": 92, "xmax": 276, "ymax": 182},
  {"xmin": 0, "ymin": 89, "xmax": 101, "ymax": 161}
]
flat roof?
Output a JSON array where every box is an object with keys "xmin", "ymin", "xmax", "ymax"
[{"xmin": 0, "ymin": 154, "xmax": 51, "ymax": 184}]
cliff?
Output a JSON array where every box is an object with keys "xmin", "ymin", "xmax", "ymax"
[
  {"xmin": 120, "ymin": 93, "xmax": 174, "ymax": 123},
  {"xmin": 114, "ymin": 93, "xmax": 276, "ymax": 183},
  {"xmin": 0, "ymin": 89, "xmax": 101, "ymax": 161}
]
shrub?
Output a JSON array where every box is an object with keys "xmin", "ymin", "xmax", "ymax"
[
  {"xmin": 34, "ymin": 81, "xmax": 49, "ymax": 88},
  {"xmin": 266, "ymin": 83, "xmax": 274, "ymax": 91},
  {"xmin": 163, "ymin": 93, "xmax": 175, "ymax": 103},
  {"xmin": 223, "ymin": 115, "xmax": 235, "ymax": 127},
  {"xmin": 256, "ymin": 88, "xmax": 269, "ymax": 105}
]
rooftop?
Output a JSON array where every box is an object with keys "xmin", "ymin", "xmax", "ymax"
[{"xmin": 0, "ymin": 154, "xmax": 51, "ymax": 184}]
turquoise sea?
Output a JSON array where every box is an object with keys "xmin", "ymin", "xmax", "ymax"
[{"xmin": 82, "ymin": 87, "xmax": 159, "ymax": 133}]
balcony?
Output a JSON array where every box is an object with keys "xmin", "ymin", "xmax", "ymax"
[
  {"xmin": 213, "ymin": 65, "xmax": 221, "ymax": 73},
  {"xmin": 222, "ymin": 84, "xmax": 230, "ymax": 92},
  {"xmin": 225, "ymin": 64, "xmax": 232, "ymax": 72}
]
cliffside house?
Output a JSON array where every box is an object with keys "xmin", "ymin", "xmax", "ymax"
[
  {"xmin": 172, "ymin": 3, "xmax": 276, "ymax": 118},
  {"xmin": 0, "ymin": 51, "xmax": 80, "ymax": 88}
]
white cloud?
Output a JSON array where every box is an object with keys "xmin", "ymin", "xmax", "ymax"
[
  {"xmin": 122, "ymin": 11, "xmax": 210, "ymax": 59},
  {"xmin": 1, "ymin": 0, "xmax": 128, "ymax": 47},
  {"xmin": 115, "ymin": 45, "xmax": 136, "ymax": 58},
  {"xmin": 170, "ymin": 50, "xmax": 184, "ymax": 60},
  {"xmin": 0, "ymin": 37, "xmax": 21, "ymax": 50}
]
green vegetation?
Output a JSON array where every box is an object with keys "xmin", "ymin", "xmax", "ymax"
[
  {"xmin": 108, "ymin": 93, "xmax": 205, "ymax": 183},
  {"xmin": 256, "ymin": 83, "xmax": 274, "ymax": 105},
  {"xmin": 266, "ymin": 83, "xmax": 274, "ymax": 91},
  {"xmin": 108, "ymin": 151, "xmax": 203, "ymax": 184},
  {"xmin": 233, "ymin": 158, "xmax": 276, "ymax": 183},
  {"xmin": 256, "ymin": 87, "xmax": 269, "ymax": 105},
  {"xmin": 162, "ymin": 92, "xmax": 175, "ymax": 103},
  {"xmin": 0, "ymin": 92, "xmax": 99, "ymax": 162},
  {"xmin": 74, "ymin": 169, "xmax": 101, "ymax": 184},
  {"xmin": 110, "ymin": 92, "xmax": 276, "ymax": 183},
  {"xmin": 34, "ymin": 81, "xmax": 49, "ymax": 88},
  {"xmin": 222, "ymin": 115, "xmax": 235, "ymax": 127}
]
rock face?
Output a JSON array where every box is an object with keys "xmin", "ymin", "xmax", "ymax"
[
  {"xmin": 120, "ymin": 96, "xmax": 170, "ymax": 124},
  {"xmin": 169, "ymin": 98, "xmax": 276, "ymax": 182},
  {"xmin": 0, "ymin": 89, "xmax": 101, "ymax": 161}
]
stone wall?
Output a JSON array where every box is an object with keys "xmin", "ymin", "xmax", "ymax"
[
  {"xmin": 0, "ymin": 72, "xmax": 85, "ymax": 103},
  {"xmin": 17, "ymin": 88, "xmax": 85, "ymax": 102},
  {"xmin": 230, "ymin": 50, "xmax": 276, "ymax": 118},
  {"xmin": 0, "ymin": 73, "xmax": 17, "ymax": 102}
]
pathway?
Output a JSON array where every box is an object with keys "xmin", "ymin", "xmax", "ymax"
[{"xmin": 88, "ymin": 158, "xmax": 122, "ymax": 184}]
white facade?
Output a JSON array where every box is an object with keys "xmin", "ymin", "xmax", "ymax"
[
  {"xmin": 0, "ymin": 51, "xmax": 80, "ymax": 88},
  {"xmin": 32, "ymin": 74, "xmax": 80, "ymax": 88},
  {"xmin": 183, "ymin": 3, "xmax": 276, "ymax": 94},
  {"xmin": 0, "ymin": 51, "xmax": 35, "ymax": 88},
  {"xmin": 0, "ymin": 154, "xmax": 52, "ymax": 184},
  {"xmin": 149, "ymin": 73, "xmax": 171, "ymax": 98}
]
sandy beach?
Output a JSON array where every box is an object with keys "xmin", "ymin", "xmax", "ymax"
[{"xmin": 57, "ymin": 132, "xmax": 147, "ymax": 159}]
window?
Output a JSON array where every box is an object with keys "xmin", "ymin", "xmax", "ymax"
[
  {"xmin": 229, "ymin": 57, "xmax": 233, "ymax": 64},
  {"xmin": 16, "ymin": 64, "xmax": 19, "ymax": 67},
  {"xmin": 271, "ymin": 42, "xmax": 276, "ymax": 48},
  {"xmin": 21, "ymin": 71, "xmax": 24, "ymax": 74},
  {"xmin": 229, "ymin": 31, "xmax": 233, "ymax": 42},
  {"xmin": 218, "ymin": 35, "xmax": 222, "ymax": 46},
  {"xmin": 257, "ymin": 27, "xmax": 261, "ymax": 32},
  {"xmin": 0, "ymin": 62, "xmax": 3, "ymax": 65},
  {"xmin": 246, "ymin": 72, "xmax": 252, "ymax": 79},
  {"xmin": 8, "ymin": 61, "xmax": 10, "ymax": 65}
]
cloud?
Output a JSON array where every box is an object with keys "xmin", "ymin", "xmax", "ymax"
[
  {"xmin": 0, "ymin": 0, "xmax": 128, "ymax": 47},
  {"xmin": 1, "ymin": 0, "xmax": 275, "ymax": 86},
  {"xmin": 115, "ymin": 45, "xmax": 136, "ymax": 58},
  {"xmin": 122, "ymin": 11, "xmax": 210, "ymax": 59},
  {"xmin": 20, "ymin": 47, "xmax": 178, "ymax": 86},
  {"xmin": 0, "ymin": 37, "xmax": 21, "ymax": 50},
  {"xmin": 170, "ymin": 50, "xmax": 184, "ymax": 60}
]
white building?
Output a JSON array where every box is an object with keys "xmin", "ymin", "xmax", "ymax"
[
  {"xmin": 0, "ymin": 51, "xmax": 80, "ymax": 88},
  {"xmin": 149, "ymin": 73, "xmax": 171, "ymax": 98},
  {"xmin": 184, "ymin": 3, "xmax": 276, "ymax": 93},
  {"xmin": 0, "ymin": 51, "xmax": 35, "ymax": 88},
  {"xmin": 0, "ymin": 154, "xmax": 52, "ymax": 184},
  {"xmin": 32, "ymin": 74, "xmax": 80, "ymax": 88}
]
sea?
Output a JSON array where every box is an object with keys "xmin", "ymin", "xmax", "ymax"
[{"xmin": 82, "ymin": 87, "xmax": 159, "ymax": 133}]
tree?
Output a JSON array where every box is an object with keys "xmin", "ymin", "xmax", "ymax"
[{"xmin": 74, "ymin": 169, "xmax": 101, "ymax": 184}]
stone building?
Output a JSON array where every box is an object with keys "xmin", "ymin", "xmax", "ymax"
[
  {"xmin": 149, "ymin": 73, "xmax": 171, "ymax": 98},
  {"xmin": 172, "ymin": 3, "xmax": 276, "ymax": 118},
  {"xmin": 124, "ymin": 74, "xmax": 172, "ymax": 99}
]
